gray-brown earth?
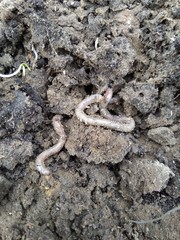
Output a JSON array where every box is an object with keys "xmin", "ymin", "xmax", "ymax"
[{"xmin": 0, "ymin": 0, "xmax": 180, "ymax": 239}]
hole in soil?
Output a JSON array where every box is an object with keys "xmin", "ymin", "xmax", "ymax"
[
  {"xmin": 84, "ymin": 67, "xmax": 91, "ymax": 74},
  {"xmin": 139, "ymin": 92, "xmax": 144, "ymax": 97},
  {"xmin": 84, "ymin": 84, "xmax": 94, "ymax": 95},
  {"xmin": 56, "ymin": 48, "xmax": 69, "ymax": 56},
  {"xmin": 68, "ymin": 156, "xmax": 82, "ymax": 168},
  {"xmin": 37, "ymin": 57, "xmax": 48, "ymax": 68},
  {"xmin": 10, "ymin": 85, "xmax": 15, "ymax": 90},
  {"xmin": 77, "ymin": 17, "xmax": 81, "ymax": 22},
  {"xmin": 129, "ymin": 28, "xmax": 134, "ymax": 33},
  {"xmin": 124, "ymin": 72, "xmax": 134, "ymax": 82}
]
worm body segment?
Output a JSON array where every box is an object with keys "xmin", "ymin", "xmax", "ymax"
[
  {"xmin": 36, "ymin": 115, "xmax": 66, "ymax": 175},
  {"xmin": 75, "ymin": 94, "xmax": 135, "ymax": 132}
]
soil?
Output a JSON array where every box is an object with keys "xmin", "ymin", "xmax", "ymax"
[{"xmin": 0, "ymin": 0, "xmax": 179, "ymax": 239}]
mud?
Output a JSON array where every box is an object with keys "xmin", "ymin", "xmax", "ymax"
[{"xmin": 0, "ymin": 0, "xmax": 179, "ymax": 239}]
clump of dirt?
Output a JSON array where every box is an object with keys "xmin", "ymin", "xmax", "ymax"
[
  {"xmin": 119, "ymin": 158, "xmax": 174, "ymax": 200},
  {"xmin": 66, "ymin": 117, "xmax": 132, "ymax": 164},
  {"xmin": 148, "ymin": 126, "xmax": 177, "ymax": 145},
  {"xmin": 0, "ymin": 0, "xmax": 179, "ymax": 239}
]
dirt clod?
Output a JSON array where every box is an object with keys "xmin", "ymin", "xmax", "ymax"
[
  {"xmin": 148, "ymin": 127, "xmax": 177, "ymax": 146},
  {"xmin": 119, "ymin": 158, "xmax": 174, "ymax": 200},
  {"xmin": 0, "ymin": 174, "xmax": 12, "ymax": 201},
  {"xmin": 0, "ymin": 138, "xmax": 33, "ymax": 170},
  {"xmin": 66, "ymin": 117, "xmax": 132, "ymax": 164}
]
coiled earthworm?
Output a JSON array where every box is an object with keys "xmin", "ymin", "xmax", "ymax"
[
  {"xmin": 35, "ymin": 115, "xmax": 66, "ymax": 175},
  {"xmin": 75, "ymin": 93, "xmax": 135, "ymax": 132}
]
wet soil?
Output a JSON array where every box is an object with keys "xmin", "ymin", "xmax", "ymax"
[{"xmin": 0, "ymin": 0, "xmax": 180, "ymax": 239}]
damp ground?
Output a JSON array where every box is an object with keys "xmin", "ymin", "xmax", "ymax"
[{"xmin": 0, "ymin": 0, "xmax": 179, "ymax": 239}]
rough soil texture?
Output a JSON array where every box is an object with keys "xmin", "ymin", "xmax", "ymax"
[{"xmin": 0, "ymin": 0, "xmax": 180, "ymax": 239}]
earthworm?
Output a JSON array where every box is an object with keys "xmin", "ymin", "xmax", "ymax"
[
  {"xmin": 35, "ymin": 115, "xmax": 67, "ymax": 175},
  {"xmin": 102, "ymin": 87, "xmax": 113, "ymax": 106},
  {"xmin": 100, "ymin": 88, "xmax": 132, "ymax": 123},
  {"xmin": 99, "ymin": 107, "xmax": 132, "ymax": 124},
  {"xmin": 99, "ymin": 87, "xmax": 119, "ymax": 105},
  {"xmin": 75, "ymin": 93, "xmax": 135, "ymax": 132}
]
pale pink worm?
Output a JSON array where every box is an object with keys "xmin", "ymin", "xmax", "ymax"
[
  {"xmin": 100, "ymin": 88, "xmax": 130, "ymax": 122},
  {"xmin": 103, "ymin": 88, "xmax": 113, "ymax": 106},
  {"xmin": 75, "ymin": 94, "xmax": 135, "ymax": 132},
  {"xmin": 36, "ymin": 115, "xmax": 66, "ymax": 175}
]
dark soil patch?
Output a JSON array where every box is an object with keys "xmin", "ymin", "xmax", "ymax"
[{"xmin": 0, "ymin": 0, "xmax": 179, "ymax": 239}]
